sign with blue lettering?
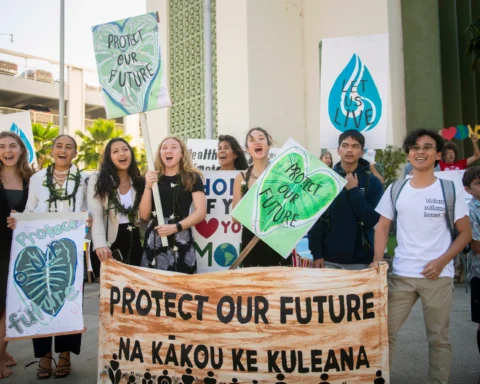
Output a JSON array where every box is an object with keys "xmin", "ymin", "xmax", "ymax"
[
  {"xmin": 193, "ymin": 171, "xmax": 241, "ymax": 272},
  {"xmin": 319, "ymin": 34, "xmax": 389, "ymax": 149},
  {"xmin": 6, "ymin": 212, "xmax": 87, "ymax": 340}
]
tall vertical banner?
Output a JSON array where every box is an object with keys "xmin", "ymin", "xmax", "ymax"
[
  {"xmin": 98, "ymin": 260, "xmax": 389, "ymax": 383},
  {"xmin": 0, "ymin": 111, "xmax": 36, "ymax": 164},
  {"xmin": 193, "ymin": 171, "xmax": 241, "ymax": 272},
  {"xmin": 6, "ymin": 212, "xmax": 87, "ymax": 340},
  {"xmin": 319, "ymin": 34, "xmax": 389, "ymax": 149},
  {"xmin": 232, "ymin": 138, "xmax": 346, "ymax": 257},
  {"xmin": 92, "ymin": 12, "xmax": 172, "ymax": 119}
]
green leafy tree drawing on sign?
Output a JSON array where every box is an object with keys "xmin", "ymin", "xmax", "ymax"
[
  {"xmin": 75, "ymin": 119, "xmax": 131, "ymax": 170},
  {"xmin": 32, "ymin": 122, "xmax": 59, "ymax": 169}
]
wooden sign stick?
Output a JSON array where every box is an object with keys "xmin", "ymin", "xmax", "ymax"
[
  {"xmin": 229, "ymin": 236, "xmax": 260, "ymax": 270},
  {"xmin": 139, "ymin": 112, "xmax": 167, "ymax": 245}
]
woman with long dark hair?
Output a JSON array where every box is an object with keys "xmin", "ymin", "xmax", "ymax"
[
  {"xmin": 217, "ymin": 135, "xmax": 248, "ymax": 171},
  {"xmin": 23, "ymin": 134, "xmax": 87, "ymax": 379},
  {"xmin": 87, "ymin": 138, "xmax": 144, "ymax": 267},
  {"xmin": 232, "ymin": 127, "xmax": 292, "ymax": 267},
  {"xmin": 1, "ymin": 131, "xmax": 34, "ymax": 379},
  {"xmin": 140, "ymin": 136, "xmax": 206, "ymax": 273}
]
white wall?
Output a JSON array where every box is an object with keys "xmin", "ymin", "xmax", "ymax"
[{"xmin": 245, "ymin": 0, "xmax": 305, "ymax": 147}]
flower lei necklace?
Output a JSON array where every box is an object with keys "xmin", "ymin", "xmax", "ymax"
[
  {"xmin": 44, "ymin": 164, "xmax": 81, "ymax": 212},
  {"xmin": 104, "ymin": 183, "xmax": 142, "ymax": 226}
]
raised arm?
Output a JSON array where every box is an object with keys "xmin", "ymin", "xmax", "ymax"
[
  {"xmin": 139, "ymin": 170, "xmax": 157, "ymax": 221},
  {"xmin": 467, "ymin": 134, "xmax": 480, "ymax": 166}
]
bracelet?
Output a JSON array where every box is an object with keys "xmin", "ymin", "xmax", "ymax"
[
  {"xmin": 176, "ymin": 222, "xmax": 183, "ymax": 232},
  {"xmin": 145, "ymin": 186, "xmax": 152, "ymax": 190}
]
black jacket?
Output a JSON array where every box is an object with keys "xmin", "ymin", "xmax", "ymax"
[{"xmin": 307, "ymin": 158, "xmax": 383, "ymax": 264}]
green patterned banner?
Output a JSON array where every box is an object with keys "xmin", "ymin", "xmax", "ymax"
[
  {"xmin": 232, "ymin": 139, "xmax": 346, "ymax": 257},
  {"xmin": 92, "ymin": 12, "xmax": 171, "ymax": 118}
]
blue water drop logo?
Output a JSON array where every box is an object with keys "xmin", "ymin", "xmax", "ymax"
[
  {"xmin": 328, "ymin": 53, "xmax": 382, "ymax": 132},
  {"xmin": 9, "ymin": 122, "xmax": 35, "ymax": 163}
]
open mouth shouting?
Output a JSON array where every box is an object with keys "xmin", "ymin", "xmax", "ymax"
[{"xmin": 118, "ymin": 157, "xmax": 129, "ymax": 166}]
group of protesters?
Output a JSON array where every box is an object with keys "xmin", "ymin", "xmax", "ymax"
[{"xmin": 0, "ymin": 126, "xmax": 479, "ymax": 383}]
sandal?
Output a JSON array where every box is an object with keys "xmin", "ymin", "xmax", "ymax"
[
  {"xmin": 36, "ymin": 355, "xmax": 55, "ymax": 380},
  {"xmin": 54, "ymin": 355, "xmax": 71, "ymax": 379}
]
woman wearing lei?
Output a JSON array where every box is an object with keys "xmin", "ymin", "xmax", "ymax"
[
  {"xmin": 140, "ymin": 136, "xmax": 206, "ymax": 273},
  {"xmin": 24, "ymin": 134, "xmax": 87, "ymax": 379},
  {"xmin": 87, "ymin": 138, "xmax": 144, "ymax": 268}
]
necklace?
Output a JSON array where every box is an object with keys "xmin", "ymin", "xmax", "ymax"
[{"xmin": 44, "ymin": 164, "xmax": 82, "ymax": 211}]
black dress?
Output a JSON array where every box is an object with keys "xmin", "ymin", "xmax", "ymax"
[
  {"xmin": 240, "ymin": 167, "xmax": 292, "ymax": 267},
  {"xmin": 141, "ymin": 173, "xmax": 204, "ymax": 274},
  {"xmin": 0, "ymin": 182, "xmax": 28, "ymax": 313}
]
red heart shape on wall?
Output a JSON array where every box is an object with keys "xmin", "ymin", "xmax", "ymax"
[
  {"xmin": 441, "ymin": 127, "xmax": 457, "ymax": 141},
  {"xmin": 195, "ymin": 218, "xmax": 219, "ymax": 239}
]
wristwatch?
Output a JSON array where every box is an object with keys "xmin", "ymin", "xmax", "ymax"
[{"xmin": 176, "ymin": 222, "xmax": 183, "ymax": 233}]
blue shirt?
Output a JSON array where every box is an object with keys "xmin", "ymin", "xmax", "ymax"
[{"xmin": 467, "ymin": 198, "xmax": 480, "ymax": 281}]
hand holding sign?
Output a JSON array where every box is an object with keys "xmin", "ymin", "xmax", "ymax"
[{"xmin": 231, "ymin": 139, "xmax": 346, "ymax": 265}]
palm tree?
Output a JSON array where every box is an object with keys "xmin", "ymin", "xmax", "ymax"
[
  {"xmin": 75, "ymin": 118, "xmax": 131, "ymax": 170},
  {"xmin": 132, "ymin": 145, "xmax": 148, "ymax": 173},
  {"xmin": 466, "ymin": 17, "xmax": 480, "ymax": 71},
  {"xmin": 32, "ymin": 123, "xmax": 59, "ymax": 169}
]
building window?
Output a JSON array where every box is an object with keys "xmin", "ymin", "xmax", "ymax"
[{"xmin": 169, "ymin": 0, "xmax": 217, "ymax": 141}]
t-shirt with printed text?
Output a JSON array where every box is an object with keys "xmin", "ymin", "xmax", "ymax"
[{"xmin": 375, "ymin": 179, "xmax": 469, "ymax": 278}]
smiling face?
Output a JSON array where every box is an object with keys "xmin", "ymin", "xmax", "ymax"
[
  {"xmin": 160, "ymin": 138, "xmax": 182, "ymax": 170},
  {"xmin": 408, "ymin": 135, "xmax": 441, "ymax": 172},
  {"xmin": 320, "ymin": 153, "xmax": 332, "ymax": 166},
  {"xmin": 110, "ymin": 141, "xmax": 132, "ymax": 171},
  {"xmin": 218, "ymin": 140, "xmax": 237, "ymax": 169},
  {"xmin": 247, "ymin": 129, "xmax": 270, "ymax": 161},
  {"xmin": 0, "ymin": 136, "xmax": 23, "ymax": 168},
  {"xmin": 52, "ymin": 136, "xmax": 77, "ymax": 169},
  {"xmin": 443, "ymin": 149, "xmax": 456, "ymax": 164},
  {"xmin": 337, "ymin": 137, "xmax": 364, "ymax": 165}
]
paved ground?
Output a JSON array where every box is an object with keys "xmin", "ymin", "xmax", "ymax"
[{"xmin": 3, "ymin": 284, "xmax": 479, "ymax": 383}]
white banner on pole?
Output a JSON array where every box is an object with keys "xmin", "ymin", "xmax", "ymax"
[
  {"xmin": 6, "ymin": 212, "xmax": 87, "ymax": 340},
  {"xmin": 320, "ymin": 34, "xmax": 389, "ymax": 149}
]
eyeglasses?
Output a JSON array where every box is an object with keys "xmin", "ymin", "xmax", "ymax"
[{"xmin": 409, "ymin": 144, "xmax": 437, "ymax": 152}]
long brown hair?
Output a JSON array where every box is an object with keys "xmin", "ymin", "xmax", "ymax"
[
  {"xmin": 154, "ymin": 136, "xmax": 202, "ymax": 191},
  {"xmin": 0, "ymin": 131, "xmax": 34, "ymax": 186}
]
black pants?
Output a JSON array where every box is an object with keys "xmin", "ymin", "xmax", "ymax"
[
  {"xmin": 91, "ymin": 223, "xmax": 141, "ymax": 278},
  {"xmin": 32, "ymin": 333, "xmax": 82, "ymax": 358}
]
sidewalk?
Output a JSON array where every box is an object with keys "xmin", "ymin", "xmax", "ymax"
[{"xmin": 3, "ymin": 284, "xmax": 479, "ymax": 383}]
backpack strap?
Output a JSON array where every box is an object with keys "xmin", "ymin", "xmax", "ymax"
[
  {"xmin": 389, "ymin": 179, "xmax": 410, "ymax": 220},
  {"xmin": 439, "ymin": 178, "xmax": 456, "ymax": 241}
]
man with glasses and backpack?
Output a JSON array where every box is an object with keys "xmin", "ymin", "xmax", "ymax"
[{"xmin": 372, "ymin": 129, "xmax": 472, "ymax": 384}]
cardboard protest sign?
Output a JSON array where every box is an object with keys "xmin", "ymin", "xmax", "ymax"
[
  {"xmin": 98, "ymin": 260, "xmax": 389, "ymax": 383},
  {"xmin": 232, "ymin": 138, "xmax": 346, "ymax": 257},
  {"xmin": 6, "ymin": 212, "xmax": 87, "ymax": 340},
  {"xmin": 193, "ymin": 171, "xmax": 242, "ymax": 272},
  {"xmin": 92, "ymin": 12, "xmax": 171, "ymax": 119},
  {"xmin": 0, "ymin": 111, "xmax": 36, "ymax": 163},
  {"xmin": 320, "ymin": 34, "xmax": 389, "ymax": 149}
]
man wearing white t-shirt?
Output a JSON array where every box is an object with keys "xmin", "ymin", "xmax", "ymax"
[{"xmin": 373, "ymin": 129, "xmax": 472, "ymax": 384}]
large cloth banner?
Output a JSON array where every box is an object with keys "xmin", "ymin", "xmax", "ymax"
[
  {"xmin": 92, "ymin": 12, "xmax": 172, "ymax": 118},
  {"xmin": 320, "ymin": 34, "xmax": 389, "ymax": 149},
  {"xmin": 98, "ymin": 260, "xmax": 389, "ymax": 383},
  {"xmin": 0, "ymin": 111, "xmax": 35, "ymax": 163},
  {"xmin": 193, "ymin": 171, "xmax": 241, "ymax": 272},
  {"xmin": 6, "ymin": 212, "xmax": 87, "ymax": 340},
  {"xmin": 232, "ymin": 138, "xmax": 346, "ymax": 257}
]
